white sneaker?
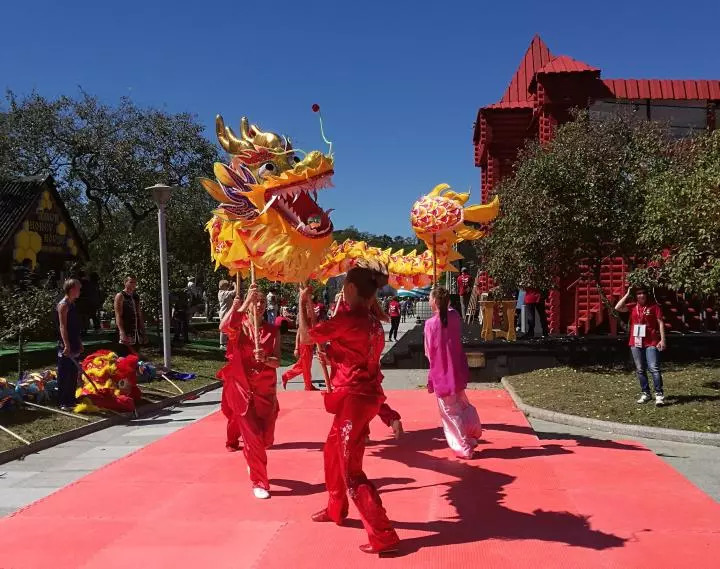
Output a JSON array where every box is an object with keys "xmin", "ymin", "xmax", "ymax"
[
  {"xmin": 253, "ymin": 487, "xmax": 270, "ymax": 500},
  {"xmin": 637, "ymin": 393, "xmax": 652, "ymax": 404},
  {"xmin": 655, "ymin": 394, "xmax": 665, "ymax": 406}
]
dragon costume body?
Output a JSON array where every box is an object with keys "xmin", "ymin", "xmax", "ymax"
[{"xmin": 203, "ymin": 114, "xmax": 499, "ymax": 287}]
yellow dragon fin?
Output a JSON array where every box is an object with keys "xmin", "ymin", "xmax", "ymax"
[
  {"xmin": 213, "ymin": 162, "xmax": 237, "ymax": 187},
  {"xmin": 463, "ymin": 195, "xmax": 499, "ymax": 224},
  {"xmin": 200, "ymin": 178, "xmax": 228, "ymax": 203},
  {"xmin": 428, "ymin": 183, "xmax": 451, "ymax": 197},
  {"xmin": 455, "ymin": 226, "xmax": 486, "ymax": 241}
]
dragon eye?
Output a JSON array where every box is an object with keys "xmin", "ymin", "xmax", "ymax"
[
  {"xmin": 263, "ymin": 162, "xmax": 275, "ymax": 172},
  {"xmin": 293, "ymin": 156, "xmax": 301, "ymax": 164}
]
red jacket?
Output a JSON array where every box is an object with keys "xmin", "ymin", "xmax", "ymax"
[
  {"xmin": 524, "ymin": 288, "xmax": 542, "ymax": 304},
  {"xmin": 309, "ymin": 306, "xmax": 386, "ymax": 399},
  {"xmin": 457, "ymin": 273, "xmax": 471, "ymax": 295}
]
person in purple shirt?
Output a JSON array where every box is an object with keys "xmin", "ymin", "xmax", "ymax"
[{"xmin": 424, "ymin": 286, "xmax": 482, "ymax": 458}]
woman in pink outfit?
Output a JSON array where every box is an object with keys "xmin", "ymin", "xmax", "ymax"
[{"xmin": 424, "ymin": 286, "xmax": 482, "ymax": 458}]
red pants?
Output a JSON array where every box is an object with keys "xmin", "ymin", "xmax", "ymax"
[
  {"xmin": 282, "ymin": 344, "xmax": 314, "ymax": 388},
  {"xmin": 222, "ymin": 381, "xmax": 278, "ymax": 489},
  {"xmin": 378, "ymin": 403, "xmax": 401, "ymax": 427},
  {"xmin": 221, "ymin": 382, "xmax": 242, "ymax": 447},
  {"xmin": 324, "ymin": 394, "xmax": 399, "ymax": 549},
  {"xmin": 236, "ymin": 396, "xmax": 278, "ymax": 490}
]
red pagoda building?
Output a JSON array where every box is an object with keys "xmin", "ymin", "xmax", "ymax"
[{"xmin": 474, "ymin": 35, "xmax": 720, "ymax": 335}]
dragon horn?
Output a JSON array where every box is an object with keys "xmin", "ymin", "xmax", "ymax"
[
  {"xmin": 240, "ymin": 117, "xmax": 254, "ymax": 141},
  {"xmin": 216, "ymin": 115, "xmax": 251, "ymax": 154}
]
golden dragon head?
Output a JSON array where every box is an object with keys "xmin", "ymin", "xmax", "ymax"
[{"xmin": 202, "ymin": 115, "xmax": 335, "ymax": 280}]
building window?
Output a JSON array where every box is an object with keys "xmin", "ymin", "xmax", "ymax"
[{"xmin": 589, "ymin": 99, "xmax": 708, "ymax": 138}]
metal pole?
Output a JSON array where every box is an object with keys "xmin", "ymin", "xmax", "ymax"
[
  {"xmin": 432, "ymin": 234, "xmax": 437, "ymax": 286},
  {"xmin": 158, "ymin": 203, "xmax": 172, "ymax": 369}
]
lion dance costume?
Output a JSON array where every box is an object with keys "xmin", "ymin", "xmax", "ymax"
[{"xmin": 74, "ymin": 350, "xmax": 141, "ymax": 413}]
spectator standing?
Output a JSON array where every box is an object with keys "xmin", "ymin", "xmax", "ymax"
[
  {"xmin": 218, "ymin": 279, "xmax": 236, "ymax": 348},
  {"xmin": 114, "ymin": 276, "xmax": 146, "ymax": 352},
  {"xmin": 266, "ymin": 289, "xmax": 277, "ymax": 323},
  {"xmin": 524, "ymin": 287, "xmax": 548, "ymax": 338},
  {"xmin": 186, "ymin": 280, "xmax": 202, "ymax": 318},
  {"xmin": 615, "ymin": 286, "xmax": 666, "ymax": 406},
  {"xmin": 515, "ymin": 289, "xmax": 526, "ymax": 334},
  {"xmin": 388, "ymin": 296, "xmax": 401, "ymax": 341},
  {"xmin": 55, "ymin": 279, "xmax": 83, "ymax": 410},
  {"xmin": 172, "ymin": 288, "xmax": 190, "ymax": 343},
  {"xmin": 457, "ymin": 267, "xmax": 472, "ymax": 320},
  {"xmin": 400, "ymin": 299, "xmax": 408, "ymax": 323}
]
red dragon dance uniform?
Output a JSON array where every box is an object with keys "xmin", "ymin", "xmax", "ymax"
[
  {"xmin": 218, "ymin": 312, "xmax": 279, "ymax": 491},
  {"xmin": 309, "ymin": 305, "xmax": 400, "ymax": 551},
  {"xmin": 333, "ymin": 298, "xmax": 401, "ymax": 428}
]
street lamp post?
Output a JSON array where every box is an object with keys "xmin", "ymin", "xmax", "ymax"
[{"xmin": 148, "ymin": 184, "xmax": 175, "ymax": 370}]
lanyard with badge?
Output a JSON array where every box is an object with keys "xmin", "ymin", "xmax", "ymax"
[{"xmin": 633, "ymin": 305, "xmax": 647, "ymax": 348}]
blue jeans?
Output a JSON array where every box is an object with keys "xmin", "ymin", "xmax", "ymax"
[{"xmin": 630, "ymin": 346, "xmax": 663, "ymax": 396}]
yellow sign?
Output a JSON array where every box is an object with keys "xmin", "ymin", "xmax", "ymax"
[{"xmin": 12, "ymin": 190, "xmax": 78, "ymax": 268}]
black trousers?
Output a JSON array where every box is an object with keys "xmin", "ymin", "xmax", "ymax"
[
  {"xmin": 174, "ymin": 311, "xmax": 189, "ymax": 342},
  {"xmin": 389, "ymin": 316, "xmax": 401, "ymax": 341},
  {"xmin": 526, "ymin": 301, "xmax": 549, "ymax": 337},
  {"xmin": 57, "ymin": 354, "xmax": 79, "ymax": 407}
]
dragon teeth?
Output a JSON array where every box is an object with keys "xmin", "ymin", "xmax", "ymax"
[{"xmin": 259, "ymin": 195, "xmax": 278, "ymax": 215}]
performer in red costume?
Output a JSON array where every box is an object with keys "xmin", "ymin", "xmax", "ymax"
[
  {"xmin": 282, "ymin": 287, "xmax": 318, "ymax": 391},
  {"xmin": 299, "ymin": 266, "xmax": 400, "ymax": 555},
  {"xmin": 333, "ymin": 290, "xmax": 403, "ymax": 439},
  {"xmin": 218, "ymin": 283, "xmax": 281, "ymax": 500}
]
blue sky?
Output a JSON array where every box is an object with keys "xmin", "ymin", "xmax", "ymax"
[{"xmin": 2, "ymin": 0, "xmax": 718, "ymax": 236}]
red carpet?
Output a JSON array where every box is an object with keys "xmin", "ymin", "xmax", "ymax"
[{"xmin": 2, "ymin": 390, "xmax": 719, "ymax": 568}]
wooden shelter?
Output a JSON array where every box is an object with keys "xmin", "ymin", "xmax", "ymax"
[{"xmin": 0, "ymin": 176, "xmax": 88, "ymax": 284}]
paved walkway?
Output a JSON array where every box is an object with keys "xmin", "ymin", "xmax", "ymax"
[{"xmin": 0, "ymin": 390, "xmax": 221, "ymax": 518}]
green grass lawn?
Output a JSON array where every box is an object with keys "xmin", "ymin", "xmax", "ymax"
[
  {"xmin": 0, "ymin": 335, "xmax": 298, "ymax": 453},
  {"xmin": 507, "ymin": 361, "xmax": 720, "ymax": 433}
]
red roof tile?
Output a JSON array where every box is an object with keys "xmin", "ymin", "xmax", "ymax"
[
  {"xmin": 500, "ymin": 35, "xmax": 553, "ymax": 103},
  {"xmin": 536, "ymin": 55, "xmax": 599, "ymax": 75},
  {"xmin": 602, "ymin": 79, "xmax": 720, "ymax": 100}
]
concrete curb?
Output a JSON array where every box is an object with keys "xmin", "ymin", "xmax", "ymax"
[
  {"xmin": 501, "ymin": 377, "xmax": 720, "ymax": 447},
  {"xmin": 0, "ymin": 381, "xmax": 222, "ymax": 465}
]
